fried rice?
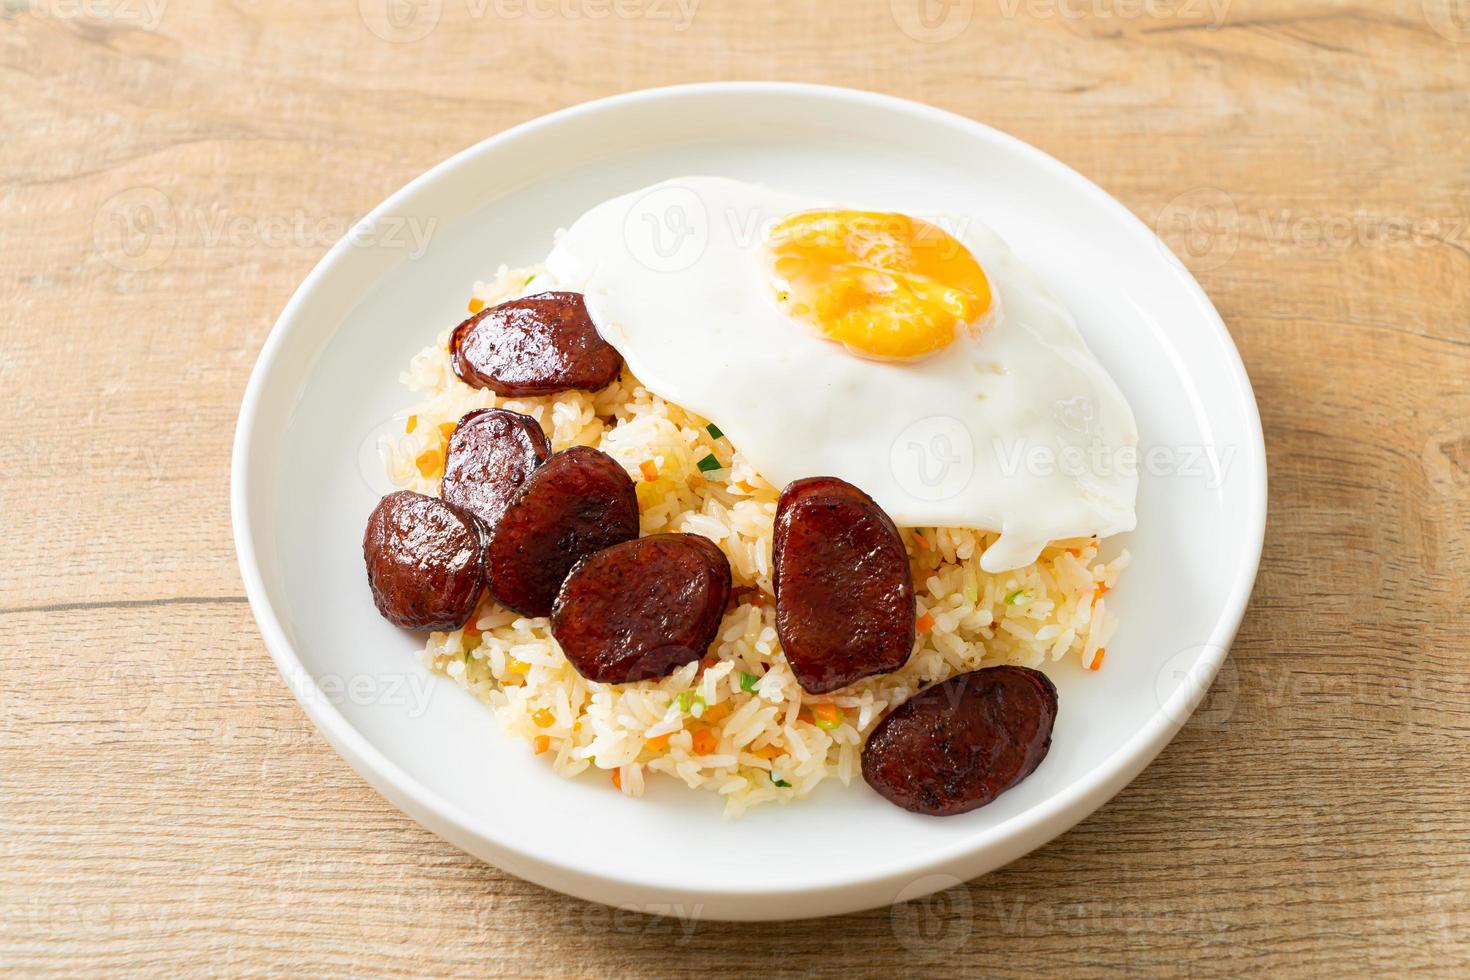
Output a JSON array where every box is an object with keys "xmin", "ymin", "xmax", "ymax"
[{"xmin": 383, "ymin": 265, "xmax": 1128, "ymax": 817}]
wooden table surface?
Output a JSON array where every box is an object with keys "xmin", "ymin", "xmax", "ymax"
[{"xmin": 4, "ymin": 0, "xmax": 1468, "ymax": 974}]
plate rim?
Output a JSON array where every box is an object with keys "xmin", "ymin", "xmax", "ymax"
[{"xmin": 230, "ymin": 80, "xmax": 1268, "ymax": 918}]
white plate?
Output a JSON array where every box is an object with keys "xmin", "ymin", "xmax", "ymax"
[{"xmin": 232, "ymin": 83, "xmax": 1266, "ymax": 921}]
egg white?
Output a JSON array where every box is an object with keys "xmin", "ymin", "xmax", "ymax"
[{"xmin": 545, "ymin": 177, "xmax": 1138, "ymax": 572}]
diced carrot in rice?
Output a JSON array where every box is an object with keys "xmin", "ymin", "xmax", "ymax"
[
  {"xmin": 415, "ymin": 449, "xmax": 443, "ymax": 478},
  {"xmin": 691, "ymin": 729, "xmax": 718, "ymax": 755}
]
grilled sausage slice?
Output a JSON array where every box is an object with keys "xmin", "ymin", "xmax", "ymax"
[
  {"xmin": 449, "ymin": 291, "xmax": 622, "ymax": 396},
  {"xmin": 363, "ymin": 490, "xmax": 487, "ymax": 631},
  {"xmin": 483, "ymin": 446, "xmax": 639, "ymax": 616},
  {"xmin": 861, "ymin": 666, "xmax": 1058, "ymax": 816},
  {"xmin": 772, "ymin": 476, "xmax": 916, "ymax": 693},
  {"xmin": 440, "ymin": 408, "xmax": 552, "ymax": 528},
  {"xmin": 551, "ymin": 534, "xmax": 732, "ymax": 683}
]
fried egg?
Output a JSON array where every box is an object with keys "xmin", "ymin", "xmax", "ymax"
[{"xmin": 545, "ymin": 177, "xmax": 1137, "ymax": 572}]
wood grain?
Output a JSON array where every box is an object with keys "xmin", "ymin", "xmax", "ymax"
[{"xmin": 2, "ymin": 0, "xmax": 1468, "ymax": 974}]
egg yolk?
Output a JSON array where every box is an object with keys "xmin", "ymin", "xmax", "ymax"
[{"xmin": 765, "ymin": 210, "xmax": 992, "ymax": 361}]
